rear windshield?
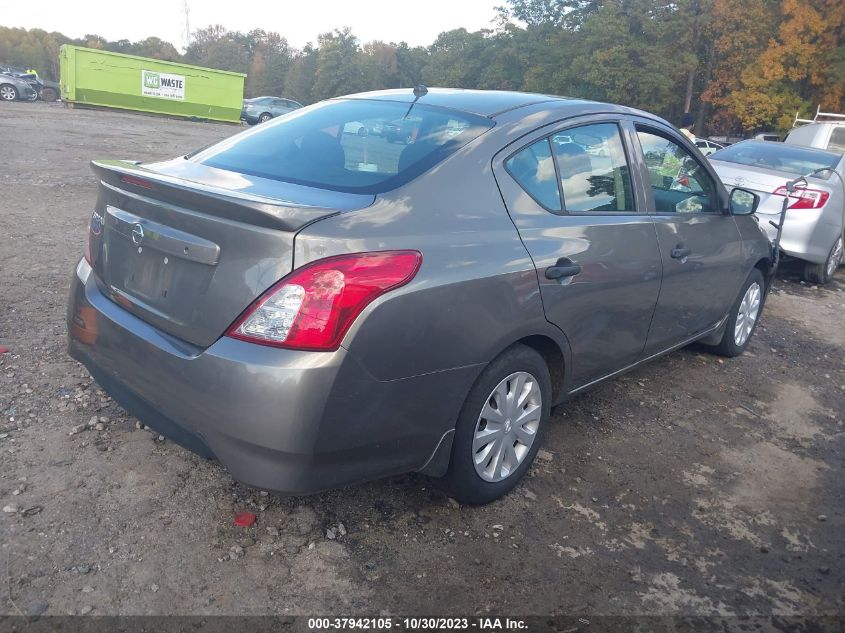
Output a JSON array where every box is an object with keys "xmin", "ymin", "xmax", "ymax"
[
  {"xmin": 192, "ymin": 99, "xmax": 494, "ymax": 194},
  {"xmin": 710, "ymin": 141, "xmax": 840, "ymax": 177}
]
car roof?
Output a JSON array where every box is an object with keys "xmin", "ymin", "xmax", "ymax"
[
  {"xmin": 338, "ymin": 87, "xmax": 668, "ymax": 125},
  {"xmin": 339, "ymin": 88, "xmax": 575, "ymax": 117}
]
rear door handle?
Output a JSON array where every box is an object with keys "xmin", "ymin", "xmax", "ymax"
[
  {"xmin": 671, "ymin": 244, "xmax": 691, "ymax": 260},
  {"xmin": 545, "ymin": 258, "xmax": 582, "ymax": 280}
]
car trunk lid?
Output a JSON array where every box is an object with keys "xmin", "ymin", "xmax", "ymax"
[
  {"xmin": 88, "ymin": 159, "xmax": 374, "ymax": 348},
  {"xmin": 710, "ymin": 160, "xmax": 835, "ymax": 215}
]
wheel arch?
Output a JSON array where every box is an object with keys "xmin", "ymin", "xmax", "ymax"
[
  {"xmin": 514, "ymin": 334, "xmax": 567, "ymax": 404},
  {"xmin": 754, "ymin": 256, "xmax": 772, "ymax": 280}
]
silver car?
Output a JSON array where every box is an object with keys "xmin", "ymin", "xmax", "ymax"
[
  {"xmin": 710, "ymin": 140, "xmax": 845, "ymax": 283},
  {"xmin": 67, "ymin": 89, "xmax": 771, "ymax": 504},
  {"xmin": 241, "ymin": 96, "xmax": 303, "ymax": 125}
]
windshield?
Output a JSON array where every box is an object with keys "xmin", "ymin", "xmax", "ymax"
[
  {"xmin": 192, "ymin": 99, "xmax": 494, "ymax": 194},
  {"xmin": 710, "ymin": 141, "xmax": 840, "ymax": 177}
]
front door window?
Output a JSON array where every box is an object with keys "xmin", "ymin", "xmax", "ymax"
[{"xmin": 636, "ymin": 130, "xmax": 719, "ymax": 214}]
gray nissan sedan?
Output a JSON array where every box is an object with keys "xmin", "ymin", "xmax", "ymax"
[{"xmin": 67, "ymin": 88, "xmax": 771, "ymax": 504}]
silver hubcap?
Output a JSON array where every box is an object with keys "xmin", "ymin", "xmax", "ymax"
[
  {"xmin": 734, "ymin": 281, "xmax": 761, "ymax": 347},
  {"xmin": 0, "ymin": 86, "xmax": 15, "ymax": 100},
  {"xmin": 472, "ymin": 371, "xmax": 542, "ymax": 483},
  {"xmin": 827, "ymin": 237, "xmax": 843, "ymax": 278}
]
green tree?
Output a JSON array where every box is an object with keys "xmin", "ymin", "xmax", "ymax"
[
  {"xmin": 285, "ymin": 44, "xmax": 319, "ymax": 103},
  {"xmin": 312, "ymin": 28, "xmax": 361, "ymax": 100}
]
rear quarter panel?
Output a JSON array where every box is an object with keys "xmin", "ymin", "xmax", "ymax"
[{"xmin": 292, "ymin": 135, "xmax": 567, "ymax": 383}]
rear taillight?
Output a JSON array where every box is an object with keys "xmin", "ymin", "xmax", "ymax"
[
  {"xmin": 772, "ymin": 186, "xmax": 830, "ymax": 209},
  {"xmin": 85, "ymin": 210, "xmax": 104, "ymax": 265},
  {"xmin": 226, "ymin": 251, "xmax": 422, "ymax": 351}
]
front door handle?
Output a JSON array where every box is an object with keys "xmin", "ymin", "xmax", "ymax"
[
  {"xmin": 545, "ymin": 258, "xmax": 582, "ymax": 280},
  {"xmin": 671, "ymin": 244, "xmax": 691, "ymax": 260}
]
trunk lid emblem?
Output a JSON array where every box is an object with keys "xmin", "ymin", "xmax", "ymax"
[{"xmin": 131, "ymin": 223, "xmax": 145, "ymax": 245}]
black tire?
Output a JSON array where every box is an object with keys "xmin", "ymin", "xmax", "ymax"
[
  {"xmin": 709, "ymin": 268, "xmax": 765, "ymax": 357},
  {"xmin": 445, "ymin": 344, "xmax": 552, "ymax": 505},
  {"xmin": 0, "ymin": 84, "xmax": 19, "ymax": 101},
  {"xmin": 40, "ymin": 87, "xmax": 58, "ymax": 102},
  {"xmin": 258, "ymin": 112, "xmax": 272, "ymax": 123},
  {"xmin": 357, "ymin": 126, "xmax": 368, "ymax": 137},
  {"xmin": 803, "ymin": 235, "xmax": 843, "ymax": 285}
]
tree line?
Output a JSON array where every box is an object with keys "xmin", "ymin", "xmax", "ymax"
[{"xmin": 2, "ymin": 0, "xmax": 843, "ymax": 135}]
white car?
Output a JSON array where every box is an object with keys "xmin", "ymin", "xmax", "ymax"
[{"xmin": 695, "ymin": 138, "xmax": 725, "ymax": 156}]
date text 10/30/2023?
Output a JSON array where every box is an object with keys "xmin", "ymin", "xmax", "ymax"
[{"xmin": 307, "ymin": 617, "xmax": 529, "ymax": 631}]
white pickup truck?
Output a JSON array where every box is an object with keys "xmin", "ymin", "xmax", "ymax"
[{"xmin": 786, "ymin": 107, "xmax": 845, "ymax": 153}]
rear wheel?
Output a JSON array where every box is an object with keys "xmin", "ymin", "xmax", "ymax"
[
  {"xmin": 804, "ymin": 235, "xmax": 843, "ymax": 285},
  {"xmin": 445, "ymin": 344, "xmax": 551, "ymax": 505},
  {"xmin": 258, "ymin": 112, "xmax": 272, "ymax": 123},
  {"xmin": 0, "ymin": 84, "xmax": 18, "ymax": 101},
  {"xmin": 709, "ymin": 268, "xmax": 765, "ymax": 357}
]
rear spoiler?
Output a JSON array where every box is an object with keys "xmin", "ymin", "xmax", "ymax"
[{"xmin": 90, "ymin": 159, "xmax": 342, "ymax": 232}]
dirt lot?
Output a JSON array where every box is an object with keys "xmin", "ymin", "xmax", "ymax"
[{"xmin": 1, "ymin": 102, "xmax": 843, "ymax": 618}]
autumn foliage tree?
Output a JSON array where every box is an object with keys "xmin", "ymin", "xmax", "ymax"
[{"xmin": 3, "ymin": 0, "xmax": 844, "ymax": 134}]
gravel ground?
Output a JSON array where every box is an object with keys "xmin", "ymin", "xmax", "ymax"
[{"xmin": 1, "ymin": 102, "xmax": 843, "ymax": 618}]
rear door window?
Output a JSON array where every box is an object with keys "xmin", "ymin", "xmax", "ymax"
[
  {"xmin": 551, "ymin": 123, "xmax": 635, "ymax": 213},
  {"xmin": 504, "ymin": 139, "xmax": 561, "ymax": 211},
  {"xmin": 193, "ymin": 99, "xmax": 494, "ymax": 194}
]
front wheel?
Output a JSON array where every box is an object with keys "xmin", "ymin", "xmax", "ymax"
[
  {"xmin": 258, "ymin": 112, "xmax": 272, "ymax": 123},
  {"xmin": 708, "ymin": 268, "xmax": 765, "ymax": 358},
  {"xmin": 804, "ymin": 235, "xmax": 843, "ymax": 285},
  {"xmin": 0, "ymin": 84, "xmax": 19, "ymax": 101},
  {"xmin": 40, "ymin": 87, "xmax": 58, "ymax": 102},
  {"xmin": 445, "ymin": 344, "xmax": 551, "ymax": 505}
]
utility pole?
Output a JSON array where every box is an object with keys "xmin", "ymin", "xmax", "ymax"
[{"xmin": 182, "ymin": 0, "xmax": 191, "ymax": 50}]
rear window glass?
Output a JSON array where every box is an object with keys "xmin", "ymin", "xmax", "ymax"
[
  {"xmin": 710, "ymin": 141, "xmax": 840, "ymax": 176},
  {"xmin": 193, "ymin": 99, "xmax": 493, "ymax": 194},
  {"xmin": 827, "ymin": 127, "xmax": 845, "ymax": 153},
  {"xmin": 505, "ymin": 138, "xmax": 561, "ymax": 211}
]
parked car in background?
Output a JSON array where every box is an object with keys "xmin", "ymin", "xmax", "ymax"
[
  {"xmin": 695, "ymin": 138, "xmax": 725, "ymax": 156},
  {"xmin": 785, "ymin": 122, "xmax": 845, "ymax": 154},
  {"xmin": 0, "ymin": 65, "xmax": 60, "ymax": 101},
  {"xmin": 0, "ymin": 73, "xmax": 38, "ymax": 101},
  {"xmin": 709, "ymin": 140, "xmax": 845, "ymax": 283},
  {"xmin": 68, "ymin": 88, "xmax": 770, "ymax": 504},
  {"xmin": 754, "ymin": 132, "xmax": 781, "ymax": 142},
  {"xmin": 241, "ymin": 96, "xmax": 303, "ymax": 124}
]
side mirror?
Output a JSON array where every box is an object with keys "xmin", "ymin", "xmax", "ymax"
[{"xmin": 729, "ymin": 187, "xmax": 759, "ymax": 216}]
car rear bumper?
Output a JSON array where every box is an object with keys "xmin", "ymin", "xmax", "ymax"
[
  {"xmin": 67, "ymin": 258, "xmax": 466, "ymax": 493},
  {"xmin": 756, "ymin": 207, "xmax": 841, "ymax": 265}
]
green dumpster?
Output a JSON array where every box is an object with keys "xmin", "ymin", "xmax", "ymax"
[{"xmin": 60, "ymin": 45, "xmax": 245, "ymax": 123}]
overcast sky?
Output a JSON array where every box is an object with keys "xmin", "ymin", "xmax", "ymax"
[{"xmin": 0, "ymin": 0, "xmax": 503, "ymax": 50}]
